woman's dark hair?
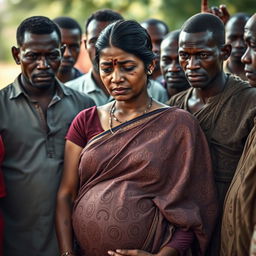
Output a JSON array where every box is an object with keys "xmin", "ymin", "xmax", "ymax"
[{"xmin": 94, "ymin": 20, "xmax": 155, "ymax": 72}]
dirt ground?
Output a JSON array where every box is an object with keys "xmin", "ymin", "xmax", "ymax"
[{"xmin": 0, "ymin": 63, "xmax": 20, "ymax": 89}]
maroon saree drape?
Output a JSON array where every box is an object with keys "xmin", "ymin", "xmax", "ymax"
[{"xmin": 72, "ymin": 107, "xmax": 218, "ymax": 256}]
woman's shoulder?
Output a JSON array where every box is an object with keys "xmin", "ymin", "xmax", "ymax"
[
  {"xmin": 164, "ymin": 106, "xmax": 200, "ymax": 127},
  {"xmin": 75, "ymin": 105, "xmax": 98, "ymax": 120}
]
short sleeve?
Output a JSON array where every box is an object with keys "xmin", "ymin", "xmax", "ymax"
[{"xmin": 66, "ymin": 106, "xmax": 104, "ymax": 148}]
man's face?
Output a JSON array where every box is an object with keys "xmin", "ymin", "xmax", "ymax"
[
  {"xmin": 59, "ymin": 28, "xmax": 81, "ymax": 72},
  {"xmin": 142, "ymin": 23, "xmax": 167, "ymax": 70},
  {"xmin": 160, "ymin": 35, "xmax": 188, "ymax": 92},
  {"xmin": 179, "ymin": 31, "xmax": 224, "ymax": 89},
  {"xmin": 12, "ymin": 31, "xmax": 61, "ymax": 89},
  {"xmin": 85, "ymin": 20, "xmax": 111, "ymax": 64},
  {"xmin": 226, "ymin": 17, "xmax": 248, "ymax": 62},
  {"xmin": 241, "ymin": 15, "xmax": 256, "ymax": 87}
]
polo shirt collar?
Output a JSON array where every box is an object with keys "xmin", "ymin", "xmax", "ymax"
[
  {"xmin": 86, "ymin": 69, "xmax": 103, "ymax": 94},
  {"xmin": 9, "ymin": 74, "xmax": 71, "ymax": 100}
]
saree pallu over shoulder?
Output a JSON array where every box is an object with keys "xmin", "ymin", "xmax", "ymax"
[{"xmin": 72, "ymin": 107, "xmax": 218, "ymax": 256}]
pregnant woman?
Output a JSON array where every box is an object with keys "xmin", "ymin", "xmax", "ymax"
[{"xmin": 55, "ymin": 20, "xmax": 218, "ymax": 256}]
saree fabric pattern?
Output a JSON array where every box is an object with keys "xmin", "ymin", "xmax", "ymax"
[{"xmin": 72, "ymin": 107, "xmax": 218, "ymax": 256}]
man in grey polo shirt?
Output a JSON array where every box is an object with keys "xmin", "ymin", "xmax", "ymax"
[
  {"xmin": 66, "ymin": 9, "xmax": 168, "ymax": 105},
  {"xmin": 0, "ymin": 16, "xmax": 94, "ymax": 256}
]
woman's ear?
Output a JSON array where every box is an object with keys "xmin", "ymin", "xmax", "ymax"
[
  {"xmin": 12, "ymin": 46, "xmax": 21, "ymax": 65},
  {"xmin": 147, "ymin": 61, "xmax": 155, "ymax": 75},
  {"xmin": 220, "ymin": 44, "xmax": 232, "ymax": 61}
]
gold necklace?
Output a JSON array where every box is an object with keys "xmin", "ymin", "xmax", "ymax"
[{"xmin": 109, "ymin": 97, "xmax": 153, "ymax": 134}]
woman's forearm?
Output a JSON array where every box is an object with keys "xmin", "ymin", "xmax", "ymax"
[
  {"xmin": 56, "ymin": 192, "xmax": 76, "ymax": 254},
  {"xmin": 157, "ymin": 246, "xmax": 179, "ymax": 256}
]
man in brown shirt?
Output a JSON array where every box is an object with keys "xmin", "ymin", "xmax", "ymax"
[
  {"xmin": 168, "ymin": 13, "xmax": 256, "ymax": 256},
  {"xmin": 0, "ymin": 16, "xmax": 94, "ymax": 256},
  {"xmin": 221, "ymin": 13, "xmax": 256, "ymax": 256}
]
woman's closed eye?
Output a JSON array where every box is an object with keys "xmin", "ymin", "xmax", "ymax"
[
  {"xmin": 100, "ymin": 67, "xmax": 113, "ymax": 73},
  {"xmin": 122, "ymin": 65, "xmax": 136, "ymax": 72}
]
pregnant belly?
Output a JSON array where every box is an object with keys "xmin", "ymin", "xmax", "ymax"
[{"xmin": 72, "ymin": 180, "xmax": 157, "ymax": 256}]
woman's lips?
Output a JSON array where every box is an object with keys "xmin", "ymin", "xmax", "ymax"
[{"xmin": 112, "ymin": 87, "xmax": 130, "ymax": 95}]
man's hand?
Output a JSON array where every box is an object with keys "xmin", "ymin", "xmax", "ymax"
[{"xmin": 201, "ymin": 0, "xmax": 230, "ymax": 25}]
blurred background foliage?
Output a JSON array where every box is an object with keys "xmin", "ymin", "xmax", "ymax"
[{"xmin": 0, "ymin": 0, "xmax": 255, "ymax": 62}]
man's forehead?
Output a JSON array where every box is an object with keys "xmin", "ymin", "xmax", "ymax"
[
  {"xmin": 20, "ymin": 31, "xmax": 61, "ymax": 51},
  {"xmin": 22, "ymin": 31, "xmax": 60, "ymax": 44},
  {"xmin": 244, "ymin": 15, "xmax": 256, "ymax": 36},
  {"xmin": 162, "ymin": 36, "xmax": 178, "ymax": 48},
  {"xmin": 87, "ymin": 20, "xmax": 111, "ymax": 37},
  {"xmin": 161, "ymin": 41, "xmax": 178, "ymax": 53},
  {"xmin": 60, "ymin": 28, "xmax": 81, "ymax": 37},
  {"xmin": 179, "ymin": 30, "xmax": 215, "ymax": 46}
]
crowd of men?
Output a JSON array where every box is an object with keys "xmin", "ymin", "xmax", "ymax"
[{"xmin": 0, "ymin": 6, "xmax": 255, "ymax": 256}]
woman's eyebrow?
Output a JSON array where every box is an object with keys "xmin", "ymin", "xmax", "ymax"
[{"xmin": 100, "ymin": 60, "xmax": 136, "ymax": 65}]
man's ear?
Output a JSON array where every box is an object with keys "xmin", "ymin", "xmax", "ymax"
[
  {"xmin": 12, "ymin": 46, "xmax": 21, "ymax": 65},
  {"xmin": 220, "ymin": 44, "xmax": 232, "ymax": 61}
]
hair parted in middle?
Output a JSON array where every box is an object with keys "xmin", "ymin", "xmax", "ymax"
[{"xmin": 94, "ymin": 19, "xmax": 156, "ymax": 72}]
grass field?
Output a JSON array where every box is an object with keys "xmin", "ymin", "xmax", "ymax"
[{"xmin": 0, "ymin": 63, "xmax": 20, "ymax": 89}]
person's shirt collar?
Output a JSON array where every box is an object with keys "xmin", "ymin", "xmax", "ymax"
[{"xmin": 9, "ymin": 74, "xmax": 72, "ymax": 100}]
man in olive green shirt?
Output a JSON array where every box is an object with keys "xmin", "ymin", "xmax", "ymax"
[{"xmin": 0, "ymin": 16, "xmax": 94, "ymax": 256}]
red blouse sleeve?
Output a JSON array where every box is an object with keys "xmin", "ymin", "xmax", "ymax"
[
  {"xmin": 66, "ymin": 106, "xmax": 104, "ymax": 148},
  {"xmin": 167, "ymin": 228, "xmax": 195, "ymax": 255}
]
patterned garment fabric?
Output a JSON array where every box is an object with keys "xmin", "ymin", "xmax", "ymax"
[{"xmin": 71, "ymin": 107, "xmax": 218, "ymax": 256}]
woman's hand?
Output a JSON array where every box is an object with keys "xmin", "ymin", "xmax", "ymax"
[
  {"xmin": 108, "ymin": 249, "xmax": 154, "ymax": 256},
  {"xmin": 108, "ymin": 247, "xmax": 179, "ymax": 256}
]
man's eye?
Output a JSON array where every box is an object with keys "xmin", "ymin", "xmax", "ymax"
[
  {"xmin": 161, "ymin": 58, "xmax": 171, "ymax": 64},
  {"xmin": 199, "ymin": 53, "xmax": 209, "ymax": 59},
  {"xmin": 48, "ymin": 53, "xmax": 60, "ymax": 60},
  {"xmin": 179, "ymin": 53, "xmax": 189, "ymax": 59},
  {"xmin": 25, "ymin": 53, "xmax": 37, "ymax": 60},
  {"xmin": 67, "ymin": 44, "xmax": 80, "ymax": 51}
]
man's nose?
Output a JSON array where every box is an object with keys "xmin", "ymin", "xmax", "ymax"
[
  {"xmin": 186, "ymin": 56, "xmax": 200, "ymax": 70},
  {"xmin": 63, "ymin": 45, "xmax": 72, "ymax": 57},
  {"xmin": 234, "ymin": 38, "xmax": 246, "ymax": 49},
  {"xmin": 37, "ymin": 56, "xmax": 50, "ymax": 69},
  {"xmin": 241, "ymin": 47, "xmax": 251, "ymax": 64},
  {"xmin": 167, "ymin": 60, "xmax": 181, "ymax": 72}
]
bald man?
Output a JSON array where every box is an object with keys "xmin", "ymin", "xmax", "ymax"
[
  {"xmin": 168, "ymin": 13, "xmax": 256, "ymax": 255},
  {"xmin": 160, "ymin": 30, "xmax": 190, "ymax": 98},
  {"xmin": 224, "ymin": 13, "xmax": 250, "ymax": 80},
  {"xmin": 221, "ymin": 13, "xmax": 256, "ymax": 256},
  {"xmin": 141, "ymin": 18, "xmax": 169, "ymax": 84}
]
